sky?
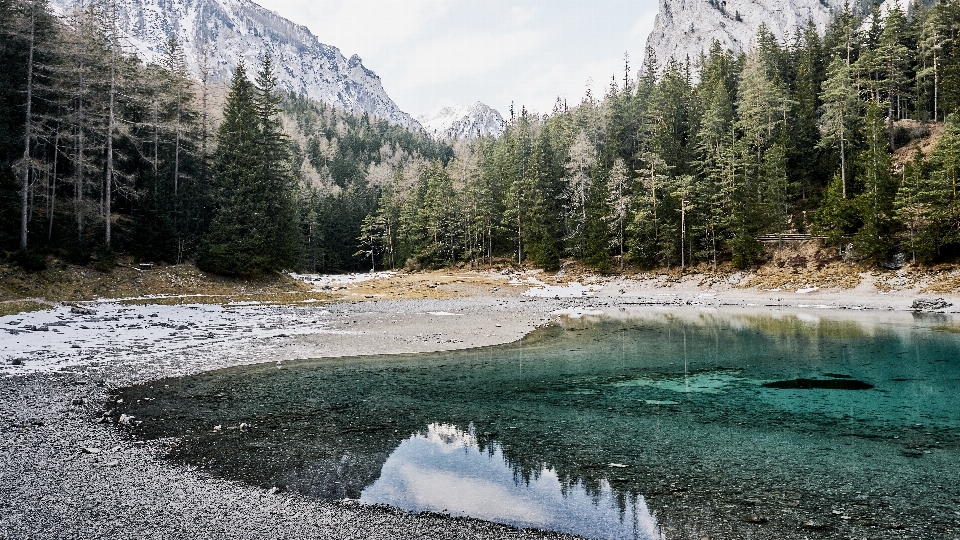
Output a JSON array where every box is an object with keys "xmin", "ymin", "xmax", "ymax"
[{"xmin": 254, "ymin": 0, "xmax": 660, "ymax": 119}]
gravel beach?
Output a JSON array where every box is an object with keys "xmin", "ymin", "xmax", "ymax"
[{"xmin": 2, "ymin": 270, "xmax": 958, "ymax": 539}]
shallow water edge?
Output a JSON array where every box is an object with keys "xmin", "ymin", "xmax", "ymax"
[{"xmin": 112, "ymin": 307, "xmax": 960, "ymax": 539}]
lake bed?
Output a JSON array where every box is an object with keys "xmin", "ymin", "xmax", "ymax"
[{"xmin": 113, "ymin": 307, "xmax": 960, "ymax": 539}]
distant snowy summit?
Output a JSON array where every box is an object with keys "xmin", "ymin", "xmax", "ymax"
[
  {"xmin": 645, "ymin": 0, "xmax": 842, "ymax": 69},
  {"xmin": 49, "ymin": 0, "xmax": 421, "ymax": 130},
  {"xmin": 417, "ymin": 102, "xmax": 505, "ymax": 141}
]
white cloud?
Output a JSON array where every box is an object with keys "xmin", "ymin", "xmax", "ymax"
[
  {"xmin": 255, "ymin": 0, "xmax": 662, "ymax": 117},
  {"xmin": 394, "ymin": 29, "xmax": 547, "ymax": 88},
  {"xmin": 397, "ymin": 463, "xmax": 548, "ymax": 523},
  {"xmin": 263, "ymin": 0, "xmax": 448, "ymax": 56}
]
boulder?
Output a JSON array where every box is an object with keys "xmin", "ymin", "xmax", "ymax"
[{"xmin": 911, "ymin": 298, "xmax": 952, "ymax": 311}]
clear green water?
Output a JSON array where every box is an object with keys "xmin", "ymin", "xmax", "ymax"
[{"xmin": 115, "ymin": 308, "xmax": 960, "ymax": 539}]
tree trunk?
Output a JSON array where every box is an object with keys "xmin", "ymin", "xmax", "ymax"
[
  {"xmin": 517, "ymin": 201, "xmax": 522, "ymax": 264},
  {"xmin": 888, "ymin": 83, "xmax": 896, "ymax": 151},
  {"xmin": 49, "ymin": 131, "xmax": 59, "ymax": 241},
  {"xmin": 680, "ymin": 197, "xmax": 686, "ymax": 271},
  {"xmin": 934, "ymin": 50, "xmax": 939, "ymax": 123},
  {"xmin": 840, "ymin": 125, "xmax": 847, "ymax": 198},
  {"xmin": 20, "ymin": 2, "xmax": 36, "ymax": 250},
  {"xmin": 75, "ymin": 58, "xmax": 85, "ymax": 239},
  {"xmin": 105, "ymin": 53, "xmax": 116, "ymax": 248}
]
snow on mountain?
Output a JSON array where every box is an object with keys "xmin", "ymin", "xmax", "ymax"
[
  {"xmin": 50, "ymin": 0, "xmax": 421, "ymax": 130},
  {"xmin": 645, "ymin": 0, "xmax": 842, "ymax": 69},
  {"xmin": 417, "ymin": 102, "xmax": 505, "ymax": 140}
]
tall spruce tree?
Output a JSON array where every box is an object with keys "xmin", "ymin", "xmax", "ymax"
[
  {"xmin": 853, "ymin": 100, "xmax": 896, "ymax": 261},
  {"xmin": 198, "ymin": 57, "xmax": 298, "ymax": 275}
]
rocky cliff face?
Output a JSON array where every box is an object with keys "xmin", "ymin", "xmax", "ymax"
[
  {"xmin": 416, "ymin": 102, "xmax": 505, "ymax": 140},
  {"xmin": 645, "ymin": 0, "xmax": 842, "ymax": 67},
  {"xmin": 50, "ymin": 0, "xmax": 421, "ymax": 130}
]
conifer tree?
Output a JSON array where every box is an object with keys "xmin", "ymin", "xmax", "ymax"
[
  {"xmin": 252, "ymin": 53, "xmax": 299, "ymax": 267},
  {"xmin": 894, "ymin": 151, "xmax": 929, "ymax": 263},
  {"xmin": 853, "ymin": 100, "xmax": 896, "ymax": 261},
  {"xmin": 819, "ymin": 56, "xmax": 860, "ymax": 198},
  {"xmin": 605, "ymin": 157, "xmax": 630, "ymax": 269},
  {"xmin": 198, "ymin": 62, "xmax": 258, "ymax": 274},
  {"xmin": 919, "ymin": 3, "xmax": 949, "ymax": 122},
  {"xmin": 876, "ymin": 4, "xmax": 911, "ymax": 147},
  {"xmin": 732, "ymin": 49, "xmax": 788, "ymax": 266},
  {"xmin": 564, "ymin": 130, "xmax": 595, "ymax": 257},
  {"xmin": 199, "ymin": 57, "xmax": 298, "ymax": 275}
]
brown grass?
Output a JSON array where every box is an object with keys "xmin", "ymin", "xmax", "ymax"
[
  {"xmin": 920, "ymin": 264, "xmax": 960, "ymax": 294},
  {"xmin": 893, "ymin": 120, "xmax": 945, "ymax": 172},
  {"xmin": 0, "ymin": 300, "xmax": 52, "ymax": 317},
  {"xmin": 739, "ymin": 242, "xmax": 863, "ymax": 290},
  {"xmin": 334, "ymin": 271, "xmax": 516, "ymax": 300},
  {"xmin": 0, "ymin": 258, "xmax": 327, "ymax": 305},
  {"xmin": 2, "ymin": 245, "xmax": 957, "ymax": 315}
]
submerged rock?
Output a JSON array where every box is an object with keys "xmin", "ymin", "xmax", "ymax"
[{"xmin": 762, "ymin": 378, "xmax": 874, "ymax": 390}]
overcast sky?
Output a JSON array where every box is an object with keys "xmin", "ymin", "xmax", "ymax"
[{"xmin": 254, "ymin": 0, "xmax": 660, "ymax": 118}]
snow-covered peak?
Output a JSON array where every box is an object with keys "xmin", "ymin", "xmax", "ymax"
[
  {"xmin": 49, "ymin": 0, "xmax": 422, "ymax": 131},
  {"xmin": 417, "ymin": 102, "xmax": 505, "ymax": 140}
]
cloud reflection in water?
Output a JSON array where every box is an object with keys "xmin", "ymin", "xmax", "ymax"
[{"xmin": 361, "ymin": 424, "xmax": 662, "ymax": 540}]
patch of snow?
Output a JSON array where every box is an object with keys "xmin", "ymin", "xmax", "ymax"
[
  {"xmin": 797, "ymin": 287, "xmax": 820, "ymax": 294},
  {"xmin": 525, "ymin": 279, "xmax": 601, "ymax": 298},
  {"xmin": 0, "ymin": 301, "xmax": 339, "ymax": 375},
  {"xmin": 290, "ymin": 272, "xmax": 394, "ymax": 288}
]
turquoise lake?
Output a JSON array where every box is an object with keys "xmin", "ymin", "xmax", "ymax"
[{"xmin": 114, "ymin": 307, "xmax": 960, "ymax": 539}]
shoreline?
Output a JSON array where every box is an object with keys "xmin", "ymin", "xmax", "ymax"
[{"xmin": 1, "ymin": 273, "xmax": 958, "ymax": 538}]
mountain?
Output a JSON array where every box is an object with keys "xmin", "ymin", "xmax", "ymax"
[
  {"xmin": 417, "ymin": 102, "xmax": 505, "ymax": 140},
  {"xmin": 49, "ymin": 0, "xmax": 421, "ymax": 130},
  {"xmin": 644, "ymin": 0, "xmax": 841, "ymax": 68}
]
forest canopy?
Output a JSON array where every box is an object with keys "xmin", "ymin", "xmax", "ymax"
[{"xmin": 3, "ymin": 0, "xmax": 960, "ymax": 275}]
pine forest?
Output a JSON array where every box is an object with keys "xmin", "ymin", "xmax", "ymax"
[{"xmin": 3, "ymin": 0, "xmax": 960, "ymax": 276}]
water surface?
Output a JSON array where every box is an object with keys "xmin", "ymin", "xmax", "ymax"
[{"xmin": 114, "ymin": 308, "xmax": 960, "ymax": 539}]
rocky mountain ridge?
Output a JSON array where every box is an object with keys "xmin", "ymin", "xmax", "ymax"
[
  {"xmin": 644, "ymin": 0, "xmax": 843, "ymax": 68},
  {"xmin": 50, "ymin": 0, "xmax": 422, "ymax": 130},
  {"xmin": 416, "ymin": 102, "xmax": 505, "ymax": 141}
]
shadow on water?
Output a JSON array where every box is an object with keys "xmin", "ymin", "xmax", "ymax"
[{"xmin": 113, "ymin": 308, "xmax": 960, "ymax": 540}]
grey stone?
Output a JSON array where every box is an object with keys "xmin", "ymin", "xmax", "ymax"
[
  {"xmin": 881, "ymin": 253, "xmax": 906, "ymax": 270},
  {"xmin": 911, "ymin": 298, "xmax": 952, "ymax": 311}
]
